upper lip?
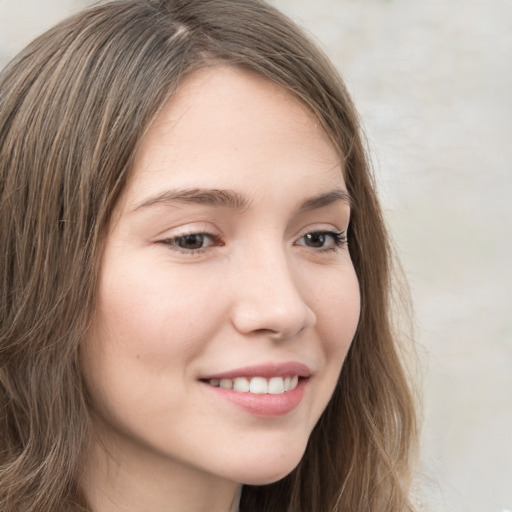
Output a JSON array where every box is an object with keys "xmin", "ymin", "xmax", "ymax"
[{"xmin": 199, "ymin": 362, "xmax": 311, "ymax": 381}]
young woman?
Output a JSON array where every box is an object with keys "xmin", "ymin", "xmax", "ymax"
[{"xmin": 0, "ymin": 1, "xmax": 418, "ymax": 510}]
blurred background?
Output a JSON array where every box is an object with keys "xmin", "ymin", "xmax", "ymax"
[{"xmin": 1, "ymin": 0, "xmax": 510, "ymax": 510}]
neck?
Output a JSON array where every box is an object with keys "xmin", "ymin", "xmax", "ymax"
[{"xmin": 80, "ymin": 431, "xmax": 241, "ymax": 512}]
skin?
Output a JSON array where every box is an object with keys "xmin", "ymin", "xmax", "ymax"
[{"xmin": 80, "ymin": 66, "xmax": 361, "ymax": 512}]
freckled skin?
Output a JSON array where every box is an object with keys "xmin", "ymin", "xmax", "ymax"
[{"xmin": 81, "ymin": 67, "xmax": 360, "ymax": 512}]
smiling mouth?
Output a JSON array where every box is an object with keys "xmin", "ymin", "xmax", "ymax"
[
  {"xmin": 200, "ymin": 364, "xmax": 310, "ymax": 416},
  {"xmin": 204, "ymin": 375, "xmax": 300, "ymax": 395}
]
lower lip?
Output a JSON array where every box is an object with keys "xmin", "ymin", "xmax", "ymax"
[{"xmin": 201, "ymin": 378, "xmax": 307, "ymax": 418}]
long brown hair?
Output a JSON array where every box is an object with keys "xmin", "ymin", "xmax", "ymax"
[{"xmin": 0, "ymin": 1, "xmax": 418, "ymax": 510}]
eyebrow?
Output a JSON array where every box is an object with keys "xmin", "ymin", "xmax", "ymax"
[
  {"xmin": 133, "ymin": 187, "xmax": 351, "ymax": 213},
  {"xmin": 297, "ymin": 189, "xmax": 351, "ymax": 212},
  {"xmin": 133, "ymin": 188, "xmax": 251, "ymax": 212}
]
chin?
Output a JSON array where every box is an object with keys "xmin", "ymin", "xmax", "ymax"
[{"xmin": 228, "ymin": 448, "xmax": 306, "ymax": 486}]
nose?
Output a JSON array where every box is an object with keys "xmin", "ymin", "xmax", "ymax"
[{"xmin": 230, "ymin": 246, "xmax": 316, "ymax": 341}]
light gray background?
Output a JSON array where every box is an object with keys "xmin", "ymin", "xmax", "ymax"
[{"xmin": 1, "ymin": 1, "xmax": 511, "ymax": 510}]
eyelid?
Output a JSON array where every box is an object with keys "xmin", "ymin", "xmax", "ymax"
[
  {"xmin": 162, "ymin": 230, "xmax": 220, "ymax": 242},
  {"xmin": 153, "ymin": 221, "xmax": 221, "ymax": 239}
]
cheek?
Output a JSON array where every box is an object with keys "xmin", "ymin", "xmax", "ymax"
[
  {"xmin": 91, "ymin": 260, "xmax": 228, "ymax": 364},
  {"xmin": 81, "ymin": 283, "xmax": 230, "ymax": 448},
  {"xmin": 305, "ymin": 264, "xmax": 360, "ymax": 414},
  {"xmin": 314, "ymin": 265, "xmax": 361, "ymax": 354},
  {"xmin": 81, "ymin": 264, "xmax": 225, "ymax": 418}
]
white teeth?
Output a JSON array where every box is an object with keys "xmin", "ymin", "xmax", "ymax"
[
  {"xmin": 207, "ymin": 376, "xmax": 300, "ymax": 394},
  {"xmin": 249, "ymin": 377, "xmax": 268, "ymax": 394},
  {"xmin": 233, "ymin": 377, "xmax": 250, "ymax": 392},
  {"xmin": 268, "ymin": 377, "xmax": 285, "ymax": 394}
]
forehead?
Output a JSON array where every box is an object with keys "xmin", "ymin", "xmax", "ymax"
[{"xmin": 124, "ymin": 66, "xmax": 345, "ymax": 207}]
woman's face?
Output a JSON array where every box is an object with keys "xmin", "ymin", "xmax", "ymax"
[{"xmin": 82, "ymin": 67, "xmax": 360, "ymax": 488}]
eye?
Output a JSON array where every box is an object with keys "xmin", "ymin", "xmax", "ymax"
[
  {"xmin": 160, "ymin": 232, "xmax": 221, "ymax": 252},
  {"xmin": 296, "ymin": 230, "xmax": 347, "ymax": 251}
]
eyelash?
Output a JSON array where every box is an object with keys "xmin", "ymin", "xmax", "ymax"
[{"xmin": 158, "ymin": 230, "xmax": 347, "ymax": 255}]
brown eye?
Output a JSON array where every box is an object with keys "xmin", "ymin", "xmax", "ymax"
[
  {"xmin": 176, "ymin": 234, "xmax": 208, "ymax": 250},
  {"xmin": 303, "ymin": 232, "xmax": 327, "ymax": 248},
  {"xmin": 161, "ymin": 232, "xmax": 219, "ymax": 252},
  {"xmin": 296, "ymin": 231, "xmax": 346, "ymax": 251}
]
